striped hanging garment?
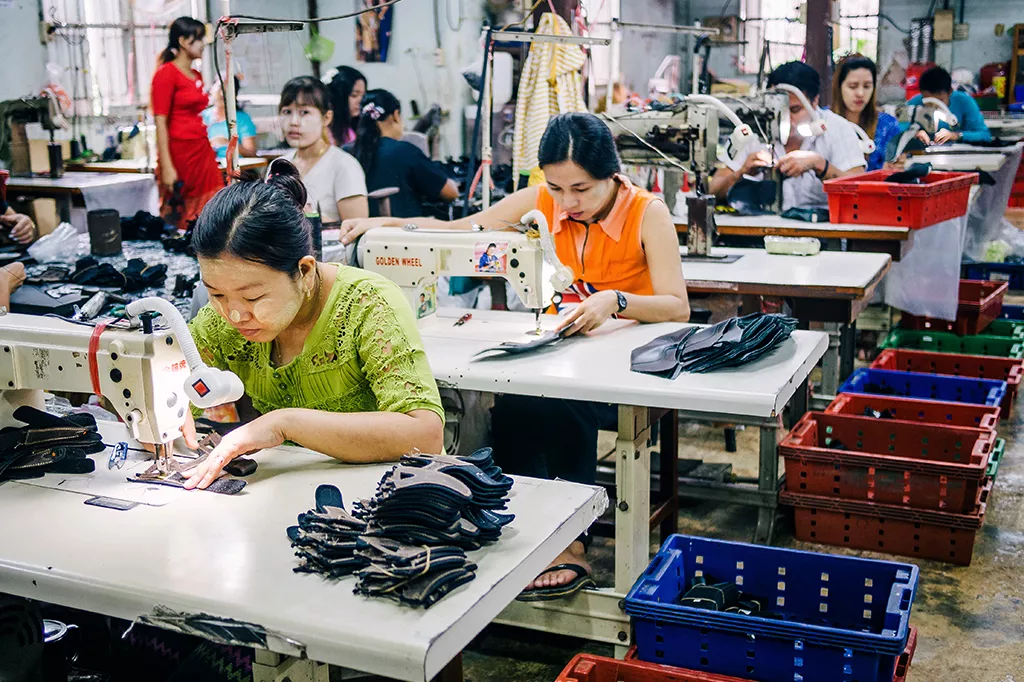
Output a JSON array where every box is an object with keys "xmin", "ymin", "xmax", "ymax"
[{"xmin": 511, "ymin": 12, "xmax": 588, "ymax": 181}]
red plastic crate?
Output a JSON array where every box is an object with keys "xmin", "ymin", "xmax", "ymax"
[
  {"xmin": 619, "ymin": 632, "xmax": 918, "ymax": 682},
  {"xmin": 781, "ymin": 480, "xmax": 991, "ymax": 566},
  {"xmin": 899, "ymin": 280, "xmax": 1009, "ymax": 336},
  {"xmin": 826, "ymin": 393, "xmax": 1000, "ymax": 431},
  {"xmin": 872, "ymin": 348, "xmax": 1022, "ymax": 418},
  {"xmin": 823, "ymin": 169, "xmax": 977, "ymax": 228},
  {"xmin": 780, "ymin": 412, "xmax": 993, "ymax": 511},
  {"xmin": 555, "ymin": 653, "xmax": 750, "ymax": 682}
]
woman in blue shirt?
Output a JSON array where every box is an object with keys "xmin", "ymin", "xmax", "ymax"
[
  {"xmin": 203, "ymin": 76, "xmax": 258, "ymax": 160},
  {"xmin": 831, "ymin": 55, "xmax": 899, "ymax": 170},
  {"xmin": 908, "ymin": 66, "xmax": 992, "ymax": 144}
]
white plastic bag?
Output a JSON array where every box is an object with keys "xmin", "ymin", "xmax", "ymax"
[
  {"xmin": 885, "ymin": 215, "xmax": 965, "ymax": 321},
  {"xmin": 27, "ymin": 222, "xmax": 81, "ymax": 263}
]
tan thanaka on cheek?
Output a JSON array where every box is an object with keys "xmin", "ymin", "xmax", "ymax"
[{"xmin": 253, "ymin": 297, "xmax": 301, "ymax": 327}]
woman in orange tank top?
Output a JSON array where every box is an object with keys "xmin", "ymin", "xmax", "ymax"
[{"xmin": 339, "ymin": 113, "xmax": 690, "ymax": 600}]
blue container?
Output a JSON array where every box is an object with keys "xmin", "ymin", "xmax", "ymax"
[
  {"xmin": 1000, "ymin": 304, "xmax": 1024, "ymax": 320},
  {"xmin": 839, "ymin": 368, "xmax": 1006, "ymax": 407},
  {"xmin": 961, "ymin": 262, "xmax": 1024, "ymax": 291},
  {"xmin": 625, "ymin": 535, "xmax": 918, "ymax": 682}
]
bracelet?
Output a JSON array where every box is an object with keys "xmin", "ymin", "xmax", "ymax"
[{"xmin": 816, "ymin": 159, "xmax": 830, "ymax": 180}]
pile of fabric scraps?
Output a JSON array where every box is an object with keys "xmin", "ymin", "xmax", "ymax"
[
  {"xmin": 287, "ymin": 448, "xmax": 515, "ymax": 608},
  {"xmin": 631, "ymin": 313, "xmax": 798, "ymax": 379},
  {"xmin": 0, "ymin": 407, "xmax": 103, "ymax": 480},
  {"xmin": 70, "ymin": 256, "xmax": 168, "ymax": 293}
]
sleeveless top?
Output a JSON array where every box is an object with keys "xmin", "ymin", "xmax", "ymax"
[{"xmin": 535, "ymin": 174, "xmax": 657, "ymax": 299}]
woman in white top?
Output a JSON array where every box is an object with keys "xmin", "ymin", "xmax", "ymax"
[{"xmin": 278, "ymin": 76, "xmax": 368, "ymax": 225}]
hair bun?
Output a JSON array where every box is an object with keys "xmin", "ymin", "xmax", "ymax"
[{"xmin": 265, "ymin": 158, "xmax": 308, "ymax": 210}]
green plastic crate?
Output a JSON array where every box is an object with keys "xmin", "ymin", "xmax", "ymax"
[
  {"xmin": 881, "ymin": 329, "xmax": 1024, "ymax": 359},
  {"xmin": 987, "ymin": 439, "xmax": 1005, "ymax": 482},
  {"xmin": 983, "ymin": 319, "xmax": 1024, "ymax": 339}
]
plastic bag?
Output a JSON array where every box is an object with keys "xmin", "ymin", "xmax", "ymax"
[
  {"xmin": 27, "ymin": 223, "xmax": 80, "ymax": 263},
  {"xmin": 885, "ymin": 214, "xmax": 964, "ymax": 321}
]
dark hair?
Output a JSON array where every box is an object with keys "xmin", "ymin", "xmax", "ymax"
[
  {"xmin": 324, "ymin": 65, "xmax": 367, "ymax": 145},
  {"xmin": 487, "ymin": 243, "xmax": 496, "ymax": 249},
  {"xmin": 159, "ymin": 17, "xmax": 205, "ymax": 65},
  {"xmin": 768, "ymin": 61, "xmax": 821, "ymax": 101},
  {"xmin": 191, "ymin": 159, "xmax": 312, "ymax": 276},
  {"xmin": 537, "ymin": 113, "xmax": 621, "ymax": 180},
  {"xmin": 919, "ymin": 66, "xmax": 953, "ymax": 94},
  {"xmin": 279, "ymin": 76, "xmax": 330, "ymax": 115},
  {"xmin": 832, "ymin": 54, "xmax": 879, "ymax": 136},
  {"xmin": 352, "ymin": 89, "xmax": 401, "ymax": 175}
]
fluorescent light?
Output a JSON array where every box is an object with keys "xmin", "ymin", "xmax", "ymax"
[{"xmin": 796, "ymin": 123, "xmax": 812, "ymax": 137}]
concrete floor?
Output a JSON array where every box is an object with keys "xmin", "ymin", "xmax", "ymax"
[{"xmin": 460, "ymin": 413, "xmax": 1024, "ymax": 682}]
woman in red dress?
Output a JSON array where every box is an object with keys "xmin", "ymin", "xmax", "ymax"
[{"xmin": 151, "ymin": 17, "xmax": 224, "ymax": 229}]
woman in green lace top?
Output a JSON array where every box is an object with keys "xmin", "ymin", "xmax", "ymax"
[{"xmin": 182, "ymin": 160, "xmax": 444, "ymax": 490}]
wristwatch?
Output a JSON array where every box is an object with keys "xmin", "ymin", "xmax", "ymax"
[{"xmin": 614, "ymin": 290, "xmax": 628, "ymax": 313}]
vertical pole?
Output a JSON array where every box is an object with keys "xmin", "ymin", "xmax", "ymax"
[
  {"xmin": 220, "ymin": 0, "xmax": 239, "ymax": 181},
  {"xmin": 481, "ymin": 40, "xmax": 493, "ymax": 210},
  {"xmin": 805, "ymin": 0, "xmax": 832, "ymax": 105},
  {"xmin": 307, "ymin": 0, "xmax": 321, "ymax": 79}
]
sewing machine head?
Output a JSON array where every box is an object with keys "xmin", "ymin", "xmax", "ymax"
[
  {"xmin": 358, "ymin": 212, "xmax": 573, "ymax": 321},
  {"xmin": 2, "ymin": 95, "xmax": 69, "ymax": 176},
  {"xmin": 890, "ymin": 101, "xmax": 952, "ymax": 160},
  {"xmin": 606, "ymin": 103, "xmax": 720, "ymax": 177},
  {"xmin": 721, "ymin": 91, "xmax": 791, "ymax": 146}
]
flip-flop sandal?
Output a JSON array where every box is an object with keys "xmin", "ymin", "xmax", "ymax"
[{"xmin": 516, "ymin": 563, "xmax": 596, "ymax": 602}]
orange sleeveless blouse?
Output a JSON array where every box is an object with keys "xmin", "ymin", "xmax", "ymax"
[{"xmin": 536, "ymin": 175, "xmax": 657, "ymax": 298}]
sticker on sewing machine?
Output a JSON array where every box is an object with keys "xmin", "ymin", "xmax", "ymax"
[
  {"xmin": 475, "ymin": 242, "xmax": 508, "ymax": 274},
  {"xmin": 417, "ymin": 283, "xmax": 437, "ymax": 319}
]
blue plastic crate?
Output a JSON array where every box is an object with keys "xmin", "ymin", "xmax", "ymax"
[
  {"xmin": 624, "ymin": 536, "xmax": 918, "ymax": 682},
  {"xmin": 1000, "ymin": 304, "xmax": 1024, "ymax": 320},
  {"xmin": 839, "ymin": 368, "xmax": 1006, "ymax": 407},
  {"xmin": 961, "ymin": 262, "xmax": 1024, "ymax": 291}
]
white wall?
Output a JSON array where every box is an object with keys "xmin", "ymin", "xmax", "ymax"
[
  {"xmin": 316, "ymin": 0, "xmax": 485, "ymax": 158},
  {"xmin": 0, "ymin": 1, "xmax": 48, "ymax": 102},
  {"xmin": 618, "ymin": 0, "xmax": 680, "ymax": 94}
]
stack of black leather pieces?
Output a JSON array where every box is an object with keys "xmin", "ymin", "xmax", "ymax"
[
  {"xmin": 71, "ymin": 256, "xmax": 168, "ymax": 293},
  {"xmin": 631, "ymin": 313, "xmax": 799, "ymax": 379},
  {"xmin": 287, "ymin": 448, "xmax": 514, "ymax": 608},
  {"xmin": 0, "ymin": 407, "xmax": 102, "ymax": 481}
]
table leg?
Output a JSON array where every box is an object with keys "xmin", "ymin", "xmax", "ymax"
[
  {"xmin": 615, "ymin": 405, "xmax": 653, "ymax": 593},
  {"xmin": 56, "ymin": 196, "xmax": 72, "ymax": 224},
  {"xmin": 840, "ymin": 321, "xmax": 857, "ymax": 382},
  {"xmin": 817, "ymin": 322, "xmax": 842, "ymax": 400},
  {"xmin": 789, "ymin": 377, "xmax": 809, "ymax": 427},
  {"xmin": 752, "ymin": 421, "xmax": 781, "ymax": 545},
  {"xmin": 431, "ymin": 654, "xmax": 464, "ymax": 682},
  {"xmin": 657, "ymin": 410, "xmax": 679, "ymax": 542}
]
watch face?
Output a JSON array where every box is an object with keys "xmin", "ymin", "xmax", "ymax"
[{"xmin": 617, "ymin": 291, "xmax": 627, "ymax": 312}]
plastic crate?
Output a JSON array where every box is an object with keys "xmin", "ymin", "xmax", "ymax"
[
  {"xmin": 780, "ymin": 412, "xmax": 993, "ymax": 512},
  {"xmin": 893, "ymin": 627, "xmax": 917, "ymax": 682},
  {"xmin": 999, "ymin": 304, "xmax": 1024, "ymax": 320},
  {"xmin": 871, "ymin": 348, "xmax": 1023, "ymax": 418},
  {"xmin": 781, "ymin": 479, "xmax": 991, "ymax": 566},
  {"xmin": 899, "ymin": 280, "xmax": 1009, "ymax": 335},
  {"xmin": 624, "ymin": 535, "xmax": 917, "ymax": 682},
  {"xmin": 825, "ymin": 393, "xmax": 1000, "ymax": 431},
  {"xmin": 961, "ymin": 262, "xmax": 1024, "ymax": 291},
  {"xmin": 982, "ymin": 319, "xmax": 1024, "ymax": 338},
  {"xmin": 823, "ymin": 169, "xmax": 977, "ymax": 228},
  {"xmin": 881, "ymin": 329, "xmax": 1024, "ymax": 358},
  {"xmin": 839, "ymin": 368, "xmax": 1007, "ymax": 408},
  {"xmin": 987, "ymin": 439, "xmax": 1005, "ymax": 483},
  {"xmin": 555, "ymin": 653, "xmax": 751, "ymax": 682}
]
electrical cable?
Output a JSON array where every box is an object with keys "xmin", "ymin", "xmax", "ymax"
[
  {"xmin": 221, "ymin": 0, "xmax": 402, "ymax": 25},
  {"xmin": 462, "ymin": 26, "xmax": 493, "ymax": 215},
  {"xmin": 446, "ymin": 0, "xmax": 464, "ymax": 32}
]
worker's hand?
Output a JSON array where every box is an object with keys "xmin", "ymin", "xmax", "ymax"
[
  {"xmin": 0, "ymin": 213, "xmax": 36, "ymax": 244},
  {"xmin": 933, "ymin": 129, "xmax": 960, "ymax": 145},
  {"xmin": 161, "ymin": 164, "xmax": 179, "ymax": 192},
  {"xmin": 184, "ymin": 413, "xmax": 285, "ymax": 490},
  {"xmin": 556, "ymin": 290, "xmax": 619, "ymax": 337},
  {"xmin": 915, "ymin": 129, "xmax": 932, "ymax": 145},
  {"xmin": 739, "ymin": 150, "xmax": 772, "ymax": 177},
  {"xmin": 777, "ymin": 150, "xmax": 825, "ymax": 178},
  {"xmin": 0, "ymin": 262, "xmax": 25, "ymax": 294},
  {"xmin": 338, "ymin": 217, "xmax": 393, "ymax": 245}
]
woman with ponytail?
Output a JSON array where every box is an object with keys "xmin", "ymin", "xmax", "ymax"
[
  {"xmin": 150, "ymin": 16, "xmax": 224, "ymax": 229},
  {"xmin": 183, "ymin": 159, "xmax": 443, "ymax": 490},
  {"xmin": 351, "ymin": 89, "xmax": 457, "ymax": 218}
]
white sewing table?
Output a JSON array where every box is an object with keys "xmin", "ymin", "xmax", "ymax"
[
  {"xmin": 417, "ymin": 309, "xmax": 828, "ymax": 648},
  {"xmin": 0, "ymin": 422, "xmax": 606, "ymax": 682}
]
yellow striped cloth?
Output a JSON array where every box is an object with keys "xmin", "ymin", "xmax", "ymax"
[{"xmin": 511, "ymin": 12, "xmax": 588, "ymax": 181}]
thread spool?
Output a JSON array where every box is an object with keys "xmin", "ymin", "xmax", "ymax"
[
  {"xmin": 87, "ymin": 209, "xmax": 122, "ymax": 256},
  {"xmin": 47, "ymin": 143, "xmax": 64, "ymax": 179}
]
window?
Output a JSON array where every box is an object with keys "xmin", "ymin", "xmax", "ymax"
[
  {"xmin": 835, "ymin": 0, "xmax": 879, "ymax": 62},
  {"xmin": 580, "ymin": 0, "xmax": 620, "ymax": 88}
]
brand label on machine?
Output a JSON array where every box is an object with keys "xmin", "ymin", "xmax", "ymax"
[{"xmin": 375, "ymin": 256, "xmax": 423, "ymax": 268}]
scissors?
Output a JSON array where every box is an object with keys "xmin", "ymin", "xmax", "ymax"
[{"xmin": 107, "ymin": 441, "xmax": 128, "ymax": 470}]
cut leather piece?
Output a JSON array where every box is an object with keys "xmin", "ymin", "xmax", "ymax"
[
  {"xmin": 780, "ymin": 207, "xmax": 830, "ymax": 223},
  {"xmin": 127, "ymin": 472, "xmax": 246, "ymax": 495},
  {"xmin": 726, "ymin": 178, "xmax": 779, "ymax": 215},
  {"xmin": 473, "ymin": 330, "xmax": 569, "ymax": 358}
]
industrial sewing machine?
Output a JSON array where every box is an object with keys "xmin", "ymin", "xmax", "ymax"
[
  {"xmin": 892, "ymin": 99, "xmax": 958, "ymax": 160},
  {"xmin": 1, "ymin": 94, "xmax": 69, "ymax": 178},
  {"xmin": 0, "ymin": 297, "xmax": 243, "ymax": 481},
  {"xmin": 358, "ymin": 210, "xmax": 574, "ymax": 332}
]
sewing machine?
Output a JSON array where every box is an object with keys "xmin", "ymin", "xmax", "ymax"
[
  {"xmin": 358, "ymin": 210, "xmax": 574, "ymax": 331},
  {"xmin": 892, "ymin": 100, "xmax": 958, "ymax": 160},
  {"xmin": 1, "ymin": 94, "xmax": 69, "ymax": 178},
  {"xmin": 0, "ymin": 297, "xmax": 243, "ymax": 479}
]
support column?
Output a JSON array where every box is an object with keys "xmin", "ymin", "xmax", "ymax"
[{"xmin": 805, "ymin": 0, "xmax": 833, "ymax": 104}]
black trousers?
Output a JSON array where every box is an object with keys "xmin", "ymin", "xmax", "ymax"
[{"xmin": 491, "ymin": 395, "xmax": 617, "ymax": 549}]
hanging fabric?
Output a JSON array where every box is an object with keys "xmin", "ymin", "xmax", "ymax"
[{"xmin": 511, "ymin": 12, "xmax": 588, "ymax": 181}]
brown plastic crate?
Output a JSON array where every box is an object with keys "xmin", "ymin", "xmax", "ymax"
[
  {"xmin": 900, "ymin": 280, "xmax": 1009, "ymax": 335},
  {"xmin": 825, "ymin": 393, "xmax": 1000, "ymax": 431}
]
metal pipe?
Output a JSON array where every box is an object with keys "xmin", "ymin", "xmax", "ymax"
[{"xmin": 481, "ymin": 40, "xmax": 493, "ymax": 210}]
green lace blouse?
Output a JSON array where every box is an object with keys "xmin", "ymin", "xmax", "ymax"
[{"xmin": 188, "ymin": 266, "xmax": 444, "ymax": 421}]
